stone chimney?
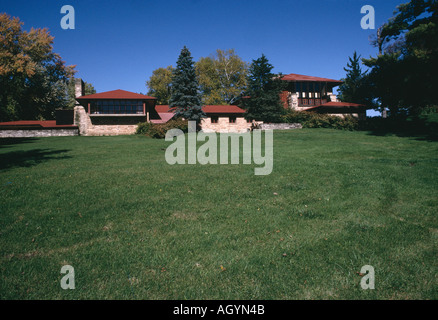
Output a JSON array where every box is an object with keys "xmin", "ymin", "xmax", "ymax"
[{"xmin": 75, "ymin": 78, "xmax": 85, "ymax": 99}]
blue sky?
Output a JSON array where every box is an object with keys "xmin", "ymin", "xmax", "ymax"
[{"xmin": 1, "ymin": 0, "xmax": 406, "ymax": 115}]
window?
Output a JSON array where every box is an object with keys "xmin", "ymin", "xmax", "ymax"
[
  {"xmin": 211, "ymin": 116, "xmax": 218, "ymax": 124},
  {"xmin": 91, "ymin": 100, "xmax": 144, "ymax": 114},
  {"xmin": 229, "ymin": 116, "xmax": 236, "ymax": 123},
  {"xmin": 296, "ymin": 82, "xmax": 323, "ymax": 106}
]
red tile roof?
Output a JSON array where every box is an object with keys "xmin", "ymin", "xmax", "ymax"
[
  {"xmin": 202, "ymin": 105, "xmax": 245, "ymax": 114},
  {"xmin": 155, "ymin": 105, "xmax": 172, "ymax": 113},
  {"xmin": 76, "ymin": 89, "xmax": 157, "ymax": 100},
  {"xmin": 281, "ymin": 73, "xmax": 342, "ymax": 83},
  {"xmin": 0, "ymin": 120, "xmax": 77, "ymax": 128}
]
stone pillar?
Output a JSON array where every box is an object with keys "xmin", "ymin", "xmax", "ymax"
[
  {"xmin": 328, "ymin": 93, "xmax": 338, "ymax": 102},
  {"xmin": 291, "ymin": 93, "xmax": 298, "ymax": 110},
  {"xmin": 75, "ymin": 78, "xmax": 85, "ymax": 99},
  {"xmin": 74, "ymin": 106, "xmax": 92, "ymax": 136}
]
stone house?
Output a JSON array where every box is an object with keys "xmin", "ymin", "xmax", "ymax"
[{"xmin": 279, "ymin": 73, "xmax": 369, "ymax": 120}]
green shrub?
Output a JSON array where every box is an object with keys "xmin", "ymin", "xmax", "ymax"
[
  {"xmin": 282, "ymin": 110, "xmax": 359, "ymax": 130},
  {"xmin": 136, "ymin": 118, "xmax": 189, "ymax": 138}
]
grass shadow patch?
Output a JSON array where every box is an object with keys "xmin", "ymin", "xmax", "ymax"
[
  {"xmin": 0, "ymin": 148, "xmax": 72, "ymax": 170},
  {"xmin": 0, "ymin": 137, "xmax": 40, "ymax": 149}
]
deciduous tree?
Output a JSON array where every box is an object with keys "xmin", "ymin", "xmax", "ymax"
[
  {"xmin": 196, "ymin": 49, "xmax": 248, "ymax": 105},
  {"xmin": 146, "ymin": 66, "xmax": 174, "ymax": 105},
  {"xmin": 0, "ymin": 13, "xmax": 75, "ymax": 121}
]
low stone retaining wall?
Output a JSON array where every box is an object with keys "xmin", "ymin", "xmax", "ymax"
[
  {"xmin": 259, "ymin": 123, "xmax": 302, "ymax": 130},
  {"xmin": 0, "ymin": 128, "xmax": 79, "ymax": 138}
]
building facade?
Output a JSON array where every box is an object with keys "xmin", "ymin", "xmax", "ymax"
[
  {"xmin": 74, "ymin": 80, "xmax": 250, "ymax": 135},
  {"xmin": 279, "ymin": 73, "xmax": 368, "ymax": 120}
]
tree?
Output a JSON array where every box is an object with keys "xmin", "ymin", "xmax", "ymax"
[
  {"xmin": 146, "ymin": 66, "xmax": 174, "ymax": 105},
  {"xmin": 66, "ymin": 77, "xmax": 96, "ymax": 109},
  {"xmin": 363, "ymin": 0, "xmax": 438, "ymax": 116},
  {"xmin": 244, "ymin": 54, "xmax": 285, "ymax": 123},
  {"xmin": 0, "ymin": 13, "xmax": 75, "ymax": 121},
  {"xmin": 338, "ymin": 51, "xmax": 372, "ymax": 106},
  {"xmin": 169, "ymin": 46, "xmax": 205, "ymax": 123},
  {"xmin": 196, "ymin": 49, "xmax": 248, "ymax": 105}
]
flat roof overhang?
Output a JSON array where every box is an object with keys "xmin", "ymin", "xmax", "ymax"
[{"xmin": 88, "ymin": 114, "xmax": 147, "ymax": 117}]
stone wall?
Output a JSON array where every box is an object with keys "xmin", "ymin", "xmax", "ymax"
[
  {"xmin": 327, "ymin": 112, "xmax": 366, "ymax": 120},
  {"xmin": 201, "ymin": 116, "xmax": 250, "ymax": 133},
  {"xmin": 259, "ymin": 123, "xmax": 302, "ymax": 130},
  {"xmin": 0, "ymin": 128, "xmax": 78, "ymax": 138}
]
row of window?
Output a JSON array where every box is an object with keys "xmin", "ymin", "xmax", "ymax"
[
  {"xmin": 95, "ymin": 100, "xmax": 143, "ymax": 107},
  {"xmin": 90, "ymin": 100, "xmax": 144, "ymax": 114},
  {"xmin": 91, "ymin": 107, "xmax": 143, "ymax": 114},
  {"xmin": 298, "ymin": 98, "xmax": 328, "ymax": 106},
  {"xmin": 293, "ymin": 82, "xmax": 329, "ymax": 100},
  {"xmin": 211, "ymin": 116, "xmax": 245, "ymax": 124}
]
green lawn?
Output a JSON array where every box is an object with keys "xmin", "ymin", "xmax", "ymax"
[{"xmin": 0, "ymin": 129, "xmax": 437, "ymax": 299}]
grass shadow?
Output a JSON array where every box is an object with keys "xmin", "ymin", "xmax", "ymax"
[
  {"xmin": 362, "ymin": 116, "xmax": 438, "ymax": 142},
  {"xmin": 0, "ymin": 138, "xmax": 40, "ymax": 149},
  {"xmin": 0, "ymin": 148, "xmax": 72, "ymax": 170}
]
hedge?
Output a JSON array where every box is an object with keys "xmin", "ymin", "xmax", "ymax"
[
  {"xmin": 281, "ymin": 110, "xmax": 359, "ymax": 130},
  {"xmin": 136, "ymin": 118, "xmax": 189, "ymax": 138}
]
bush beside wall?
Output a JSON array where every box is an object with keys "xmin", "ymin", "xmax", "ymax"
[
  {"xmin": 281, "ymin": 111, "xmax": 359, "ymax": 131},
  {"xmin": 136, "ymin": 118, "xmax": 189, "ymax": 138}
]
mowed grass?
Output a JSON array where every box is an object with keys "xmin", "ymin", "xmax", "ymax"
[{"xmin": 0, "ymin": 129, "xmax": 437, "ymax": 300}]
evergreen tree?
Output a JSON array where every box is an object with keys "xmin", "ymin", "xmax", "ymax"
[
  {"xmin": 244, "ymin": 54, "xmax": 285, "ymax": 123},
  {"xmin": 338, "ymin": 51, "xmax": 370, "ymax": 105},
  {"xmin": 363, "ymin": 0, "xmax": 438, "ymax": 116},
  {"xmin": 169, "ymin": 46, "xmax": 205, "ymax": 123}
]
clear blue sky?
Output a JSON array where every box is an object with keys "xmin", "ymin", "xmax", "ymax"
[{"xmin": 1, "ymin": 0, "xmax": 406, "ymax": 115}]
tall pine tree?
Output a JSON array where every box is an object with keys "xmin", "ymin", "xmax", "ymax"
[
  {"xmin": 244, "ymin": 54, "xmax": 285, "ymax": 123},
  {"xmin": 169, "ymin": 46, "xmax": 205, "ymax": 123},
  {"xmin": 337, "ymin": 51, "xmax": 370, "ymax": 105}
]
